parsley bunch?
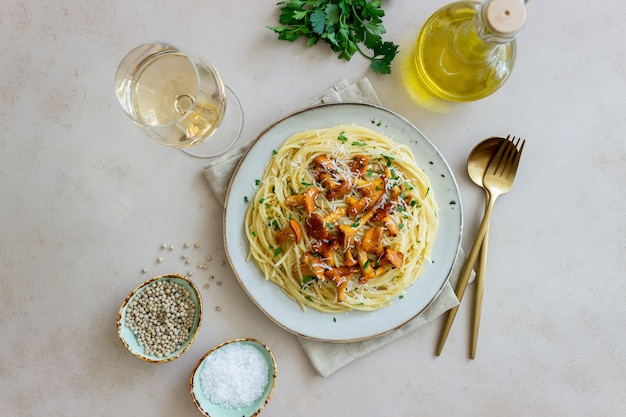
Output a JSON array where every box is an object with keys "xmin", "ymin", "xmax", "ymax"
[{"xmin": 267, "ymin": 0, "xmax": 399, "ymax": 74}]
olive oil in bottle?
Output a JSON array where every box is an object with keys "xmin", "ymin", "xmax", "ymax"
[{"xmin": 413, "ymin": 0, "xmax": 526, "ymax": 102}]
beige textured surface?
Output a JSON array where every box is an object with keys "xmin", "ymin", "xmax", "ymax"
[{"xmin": 1, "ymin": 0, "xmax": 625, "ymax": 416}]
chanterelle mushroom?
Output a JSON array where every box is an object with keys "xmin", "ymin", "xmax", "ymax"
[
  {"xmin": 303, "ymin": 187, "xmax": 320, "ymax": 214},
  {"xmin": 382, "ymin": 249, "xmax": 404, "ymax": 269},
  {"xmin": 325, "ymin": 266, "xmax": 356, "ymax": 302},
  {"xmin": 361, "ymin": 226, "xmax": 384, "ymax": 255},
  {"xmin": 356, "ymin": 243, "xmax": 376, "ymax": 284},
  {"xmin": 336, "ymin": 223, "xmax": 357, "ymax": 250},
  {"xmin": 347, "ymin": 177, "xmax": 386, "ymax": 216},
  {"xmin": 305, "ymin": 212, "xmax": 329, "ymax": 240},
  {"xmin": 299, "ymin": 252, "xmax": 326, "ymax": 281},
  {"xmin": 275, "ymin": 219, "xmax": 303, "ymax": 244},
  {"xmin": 285, "ymin": 187, "xmax": 320, "ymax": 214},
  {"xmin": 349, "ymin": 154, "xmax": 369, "ymax": 177}
]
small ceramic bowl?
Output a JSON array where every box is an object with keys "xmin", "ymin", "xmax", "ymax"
[
  {"xmin": 190, "ymin": 338, "xmax": 277, "ymax": 417},
  {"xmin": 117, "ymin": 273, "xmax": 202, "ymax": 363}
]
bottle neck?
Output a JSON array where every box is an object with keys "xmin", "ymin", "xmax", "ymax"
[
  {"xmin": 476, "ymin": 0, "xmax": 522, "ymax": 44},
  {"xmin": 451, "ymin": 1, "xmax": 520, "ymax": 64}
]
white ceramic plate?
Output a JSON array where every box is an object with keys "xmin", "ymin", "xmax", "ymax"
[{"xmin": 224, "ymin": 103, "xmax": 462, "ymax": 342}]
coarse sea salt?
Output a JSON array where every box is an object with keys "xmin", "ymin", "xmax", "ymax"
[{"xmin": 199, "ymin": 343, "xmax": 269, "ymax": 410}]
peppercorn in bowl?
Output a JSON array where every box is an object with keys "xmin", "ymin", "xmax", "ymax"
[
  {"xmin": 117, "ymin": 274, "xmax": 202, "ymax": 363},
  {"xmin": 189, "ymin": 338, "xmax": 277, "ymax": 417}
]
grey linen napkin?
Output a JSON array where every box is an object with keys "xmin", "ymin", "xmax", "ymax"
[{"xmin": 203, "ymin": 78, "xmax": 469, "ymax": 377}]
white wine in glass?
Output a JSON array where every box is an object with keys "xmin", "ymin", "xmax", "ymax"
[{"xmin": 115, "ymin": 42, "xmax": 243, "ymax": 157}]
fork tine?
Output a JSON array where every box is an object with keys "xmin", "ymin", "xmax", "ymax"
[
  {"xmin": 511, "ymin": 139, "xmax": 526, "ymax": 174},
  {"xmin": 500, "ymin": 137, "xmax": 518, "ymax": 177},
  {"xmin": 487, "ymin": 136, "xmax": 510, "ymax": 176},
  {"xmin": 506, "ymin": 137, "xmax": 525, "ymax": 179},
  {"xmin": 489, "ymin": 136, "xmax": 515, "ymax": 177},
  {"xmin": 500, "ymin": 136, "xmax": 519, "ymax": 177}
]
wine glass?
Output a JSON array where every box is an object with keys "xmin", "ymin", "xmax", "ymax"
[{"xmin": 114, "ymin": 42, "xmax": 243, "ymax": 158}]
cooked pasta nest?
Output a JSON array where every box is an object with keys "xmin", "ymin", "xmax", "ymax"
[{"xmin": 245, "ymin": 125, "xmax": 438, "ymax": 313}]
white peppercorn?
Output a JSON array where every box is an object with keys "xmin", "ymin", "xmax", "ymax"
[{"xmin": 125, "ymin": 280, "xmax": 196, "ymax": 358}]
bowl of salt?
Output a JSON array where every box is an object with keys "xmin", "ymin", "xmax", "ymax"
[{"xmin": 190, "ymin": 338, "xmax": 277, "ymax": 417}]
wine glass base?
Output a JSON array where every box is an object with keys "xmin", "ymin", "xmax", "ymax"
[{"xmin": 181, "ymin": 86, "xmax": 244, "ymax": 158}]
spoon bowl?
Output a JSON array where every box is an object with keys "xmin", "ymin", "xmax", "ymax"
[{"xmin": 467, "ymin": 137, "xmax": 504, "ymax": 187}]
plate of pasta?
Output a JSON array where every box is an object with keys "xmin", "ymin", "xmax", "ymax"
[{"xmin": 224, "ymin": 103, "xmax": 462, "ymax": 342}]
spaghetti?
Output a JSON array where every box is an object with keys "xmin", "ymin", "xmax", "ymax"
[{"xmin": 245, "ymin": 125, "xmax": 438, "ymax": 313}]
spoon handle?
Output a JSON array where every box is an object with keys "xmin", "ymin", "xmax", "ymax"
[
  {"xmin": 470, "ymin": 222, "xmax": 489, "ymax": 359},
  {"xmin": 436, "ymin": 192, "xmax": 497, "ymax": 356}
]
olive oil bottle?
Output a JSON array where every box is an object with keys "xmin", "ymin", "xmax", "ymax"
[{"xmin": 413, "ymin": 0, "xmax": 526, "ymax": 102}]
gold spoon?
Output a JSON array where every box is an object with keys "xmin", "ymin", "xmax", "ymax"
[{"xmin": 466, "ymin": 137, "xmax": 504, "ymax": 359}]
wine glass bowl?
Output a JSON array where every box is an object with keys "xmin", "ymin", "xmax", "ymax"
[{"xmin": 115, "ymin": 42, "xmax": 242, "ymax": 157}]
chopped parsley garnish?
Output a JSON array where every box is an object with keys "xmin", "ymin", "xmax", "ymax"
[
  {"xmin": 301, "ymin": 276, "xmax": 315, "ymax": 289},
  {"xmin": 382, "ymin": 155, "xmax": 394, "ymax": 167}
]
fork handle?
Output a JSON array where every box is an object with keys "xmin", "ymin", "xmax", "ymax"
[
  {"xmin": 470, "ymin": 222, "xmax": 489, "ymax": 359},
  {"xmin": 436, "ymin": 192, "xmax": 498, "ymax": 356}
]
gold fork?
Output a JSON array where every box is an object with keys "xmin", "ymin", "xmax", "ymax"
[{"xmin": 436, "ymin": 136, "xmax": 525, "ymax": 357}]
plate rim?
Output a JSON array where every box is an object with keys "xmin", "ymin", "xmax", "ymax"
[{"xmin": 223, "ymin": 102, "xmax": 462, "ymax": 342}]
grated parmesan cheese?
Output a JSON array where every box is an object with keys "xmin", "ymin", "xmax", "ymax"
[{"xmin": 199, "ymin": 343, "xmax": 269, "ymax": 410}]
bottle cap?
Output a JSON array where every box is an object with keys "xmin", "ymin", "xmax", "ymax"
[{"xmin": 484, "ymin": 0, "xmax": 526, "ymax": 37}]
